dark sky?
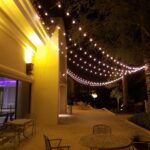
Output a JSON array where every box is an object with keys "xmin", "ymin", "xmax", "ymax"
[{"xmin": 32, "ymin": 0, "xmax": 146, "ymax": 84}]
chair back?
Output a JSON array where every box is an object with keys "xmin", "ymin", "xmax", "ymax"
[
  {"xmin": 0, "ymin": 123, "xmax": 17, "ymax": 147},
  {"xmin": 93, "ymin": 124, "xmax": 111, "ymax": 135},
  {"xmin": 133, "ymin": 141, "xmax": 150, "ymax": 150},
  {"xmin": 44, "ymin": 135, "xmax": 51, "ymax": 150}
]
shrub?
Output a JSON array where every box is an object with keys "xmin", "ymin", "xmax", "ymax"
[{"xmin": 129, "ymin": 112, "xmax": 150, "ymax": 130}]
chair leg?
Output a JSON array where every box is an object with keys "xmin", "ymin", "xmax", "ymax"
[{"xmin": 130, "ymin": 145, "xmax": 135, "ymax": 150}]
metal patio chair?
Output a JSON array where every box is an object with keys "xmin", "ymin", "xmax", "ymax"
[
  {"xmin": 43, "ymin": 135, "xmax": 70, "ymax": 150},
  {"xmin": 0, "ymin": 123, "xmax": 19, "ymax": 149},
  {"xmin": 132, "ymin": 141, "xmax": 150, "ymax": 150},
  {"xmin": 93, "ymin": 124, "xmax": 111, "ymax": 135}
]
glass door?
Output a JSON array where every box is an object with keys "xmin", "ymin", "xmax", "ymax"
[
  {"xmin": 0, "ymin": 77, "xmax": 17, "ymax": 123},
  {"xmin": 16, "ymin": 81, "xmax": 31, "ymax": 118}
]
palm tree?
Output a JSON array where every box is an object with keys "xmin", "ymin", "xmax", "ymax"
[{"xmin": 111, "ymin": 87, "xmax": 123, "ymax": 112}]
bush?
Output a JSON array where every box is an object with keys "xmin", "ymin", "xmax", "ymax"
[{"xmin": 129, "ymin": 112, "xmax": 150, "ymax": 130}]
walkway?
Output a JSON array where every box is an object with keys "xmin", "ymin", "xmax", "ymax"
[{"xmin": 1, "ymin": 106, "xmax": 150, "ymax": 150}]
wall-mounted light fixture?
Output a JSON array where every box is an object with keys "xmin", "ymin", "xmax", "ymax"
[
  {"xmin": 26, "ymin": 63, "xmax": 33, "ymax": 75},
  {"xmin": 24, "ymin": 45, "xmax": 34, "ymax": 75}
]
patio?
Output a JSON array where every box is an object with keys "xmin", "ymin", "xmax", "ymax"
[{"xmin": 1, "ymin": 106, "xmax": 150, "ymax": 150}]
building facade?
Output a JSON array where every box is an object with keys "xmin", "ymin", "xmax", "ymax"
[{"xmin": 0, "ymin": 0, "xmax": 67, "ymax": 125}]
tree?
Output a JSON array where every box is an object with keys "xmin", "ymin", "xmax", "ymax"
[
  {"xmin": 111, "ymin": 86, "xmax": 122, "ymax": 112},
  {"xmin": 68, "ymin": 0, "xmax": 150, "ymax": 110}
]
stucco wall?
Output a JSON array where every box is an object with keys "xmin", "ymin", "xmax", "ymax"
[
  {"xmin": 31, "ymin": 31, "xmax": 59, "ymax": 125},
  {"xmin": 0, "ymin": 29, "xmax": 25, "ymax": 73},
  {"xmin": 0, "ymin": 0, "xmax": 64, "ymax": 125}
]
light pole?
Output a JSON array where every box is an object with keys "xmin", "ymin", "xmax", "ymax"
[{"xmin": 91, "ymin": 92, "xmax": 98, "ymax": 108}]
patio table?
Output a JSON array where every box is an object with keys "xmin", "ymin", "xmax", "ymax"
[
  {"xmin": 80, "ymin": 134, "xmax": 132, "ymax": 149},
  {"xmin": 8, "ymin": 119, "xmax": 34, "ymax": 141}
]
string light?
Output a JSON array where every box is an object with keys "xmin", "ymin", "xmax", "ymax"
[
  {"xmin": 83, "ymin": 33, "xmax": 87, "ymax": 37},
  {"xmin": 57, "ymin": 1, "xmax": 62, "ymax": 8},
  {"xmin": 46, "ymin": 27, "xmax": 50, "ymax": 30},
  {"xmin": 78, "ymin": 27, "xmax": 82, "ymax": 31},
  {"xmin": 35, "ymin": 2, "xmax": 144, "ymax": 71},
  {"xmin": 69, "ymin": 58, "xmax": 122, "ymax": 77},
  {"xmin": 72, "ymin": 19, "xmax": 76, "ymax": 24},
  {"xmin": 44, "ymin": 12, "xmax": 48, "ymax": 16},
  {"xmin": 38, "ymin": 5, "xmax": 42, "ymax": 9},
  {"xmin": 65, "ymin": 34, "xmax": 143, "ymax": 72},
  {"xmin": 66, "ymin": 11, "xmax": 70, "ymax": 16},
  {"xmin": 42, "ymin": 21, "xmax": 45, "ymax": 25},
  {"xmin": 68, "ymin": 45, "xmax": 128, "ymax": 74},
  {"xmin": 50, "ymin": 19, "xmax": 54, "ymax": 24},
  {"xmin": 34, "ymin": 2, "xmax": 145, "ymax": 86},
  {"xmin": 68, "ymin": 49, "xmax": 145, "ymax": 77},
  {"xmin": 67, "ymin": 70, "xmax": 123, "ymax": 87}
]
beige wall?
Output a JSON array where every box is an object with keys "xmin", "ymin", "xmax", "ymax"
[
  {"xmin": 31, "ymin": 30, "xmax": 59, "ymax": 125},
  {"xmin": 0, "ymin": 5, "xmax": 33, "ymax": 81},
  {"xmin": 0, "ymin": 29, "xmax": 25, "ymax": 73},
  {"xmin": 0, "ymin": 0, "xmax": 63, "ymax": 125}
]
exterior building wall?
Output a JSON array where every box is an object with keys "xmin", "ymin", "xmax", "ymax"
[
  {"xmin": 0, "ymin": 0, "xmax": 66, "ymax": 125},
  {"xmin": 0, "ymin": 29, "xmax": 25, "ymax": 73},
  {"xmin": 31, "ymin": 30, "xmax": 59, "ymax": 125}
]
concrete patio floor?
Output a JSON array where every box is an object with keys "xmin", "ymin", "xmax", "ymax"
[{"xmin": 1, "ymin": 106, "xmax": 150, "ymax": 150}]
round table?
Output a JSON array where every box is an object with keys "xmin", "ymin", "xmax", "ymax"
[{"xmin": 79, "ymin": 134, "xmax": 132, "ymax": 149}]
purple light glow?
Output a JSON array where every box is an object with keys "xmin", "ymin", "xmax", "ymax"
[{"xmin": 0, "ymin": 80, "xmax": 16, "ymax": 86}]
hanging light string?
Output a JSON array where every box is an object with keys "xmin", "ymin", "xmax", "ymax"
[
  {"xmin": 34, "ymin": 2, "xmax": 145, "ymax": 86},
  {"xmin": 39, "ymin": 17, "xmax": 130, "ymax": 78},
  {"xmin": 59, "ymin": 29, "xmax": 143, "ymax": 75},
  {"xmin": 68, "ymin": 49, "xmax": 124, "ymax": 78},
  {"xmin": 68, "ymin": 26, "xmax": 144, "ymax": 70},
  {"xmin": 62, "ymin": 35, "xmax": 145, "ymax": 78},
  {"xmin": 35, "ymin": 2, "xmax": 144, "ymax": 71},
  {"xmin": 68, "ymin": 52, "xmax": 145, "ymax": 77},
  {"xmin": 67, "ymin": 43, "xmax": 132, "ymax": 73},
  {"xmin": 68, "ymin": 58, "xmax": 122, "ymax": 78},
  {"xmin": 59, "ymin": 31, "xmax": 142, "ymax": 78},
  {"xmin": 67, "ymin": 67, "xmax": 145, "ymax": 87},
  {"xmin": 67, "ymin": 69, "xmax": 123, "ymax": 86}
]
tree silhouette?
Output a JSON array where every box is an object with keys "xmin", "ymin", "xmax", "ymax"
[{"xmin": 68, "ymin": 0, "xmax": 150, "ymax": 110}]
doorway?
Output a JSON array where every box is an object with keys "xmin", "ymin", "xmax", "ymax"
[{"xmin": 0, "ymin": 76, "xmax": 31, "ymax": 120}]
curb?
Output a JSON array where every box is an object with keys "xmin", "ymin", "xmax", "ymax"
[
  {"xmin": 102, "ymin": 108, "xmax": 150, "ymax": 136},
  {"xmin": 125, "ymin": 120, "xmax": 150, "ymax": 135},
  {"xmin": 102, "ymin": 108, "xmax": 117, "ymax": 116}
]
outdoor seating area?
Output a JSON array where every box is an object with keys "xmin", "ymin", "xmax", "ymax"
[
  {"xmin": 0, "ymin": 113, "xmax": 36, "ymax": 149},
  {"xmin": 0, "ymin": 123, "xmax": 18, "ymax": 149},
  {"xmin": 80, "ymin": 123, "xmax": 133, "ymax": 149},
  {"xmin": 0, "ymin": 107, "xmax": 146, "ymax": 150},
  {"xmin": 1, "ymin": 0, "xmax": 150, "ymax": 150},
  {"xmin": 80, "ymin": 134, "xmax": 132, "ymax": 149}
]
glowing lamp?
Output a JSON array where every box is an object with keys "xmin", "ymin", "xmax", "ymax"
[
  {"xmin": 28, "ymin": 33, "xmax": 43, "ymax": 46},
  {"xmin": 91, "ymin": 93, "xmax": 98, "ymax": 99},
  {"xmin": 24, "ymin": 46, "xmax": 34, "ymax": 75},
  {"xmin": 26, "ymin": 63, "xmax": 33, "ymax": 75}
]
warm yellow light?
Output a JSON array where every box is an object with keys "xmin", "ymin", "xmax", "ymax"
[
  {"xmin": 49, "ymin": 38, "xmax": 59, "ymax": 51},
  {"xmin": 59, "ymin": 114, "xmax": 72, "ymax": 118},
  {"xmin": 28, "ymin": 32, "xmax": 43, "ymax": 46},
  {"xmin": 24, "ymin": 45, "xmax": 34, "ymax": 63},
  {"xmin": 91, "ymin": 93, "xmax": 98, "ymax": 99}
]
